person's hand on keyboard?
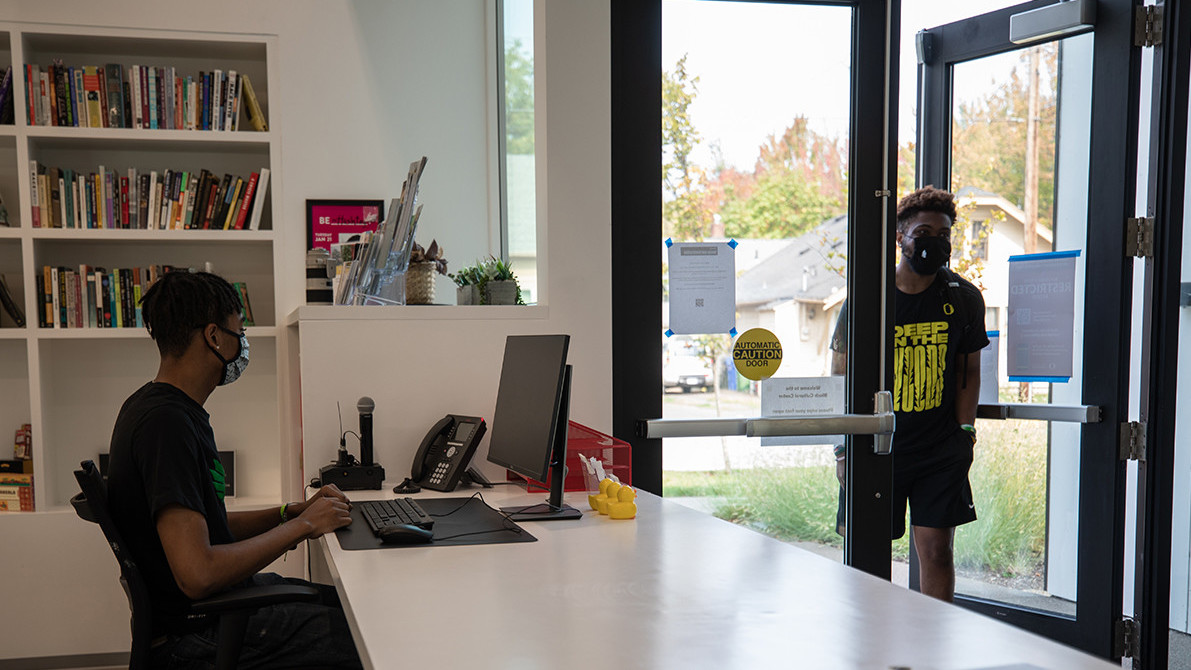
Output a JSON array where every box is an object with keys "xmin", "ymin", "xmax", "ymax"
[
  {"xmin": 291, "ymin": 483, "xmax": 351, "ymax": 517},
  {"xmin": 297, "ymin": 495, "xmax": 353, "ymax": 538}
]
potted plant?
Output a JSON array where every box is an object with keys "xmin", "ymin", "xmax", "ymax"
[
  {"xmin": 481, "ymin": 255, "xmax": 523, "ymax": 305},
  {"xmin": 449, "ymin": 263, "xmax": 485, "ymax": 306},
  {"xmin": 404, "ymin": 240, "xmax": 448, "ymax": 304}
]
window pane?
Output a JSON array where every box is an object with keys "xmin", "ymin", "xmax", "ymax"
[{"xmin": 502, "ymin": 0, "xmax": 536, "ymax": 303}]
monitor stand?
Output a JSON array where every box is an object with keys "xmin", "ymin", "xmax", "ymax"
[{"xmin": 501, "ymin": 365, "xmax": 582, "ymax": 522}]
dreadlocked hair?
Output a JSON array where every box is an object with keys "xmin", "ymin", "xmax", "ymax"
[
  {"xmin": 140, "ymin": 271, "xmax": 243, "ymax": 358},
  {"xmin": 896, "ymin": 185, "xmax": 957, "ymax": 233}
]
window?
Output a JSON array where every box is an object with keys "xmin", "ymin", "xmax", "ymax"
[
  {"xmin": 499, "ymin": 0, "xmax": 537, "ymax": 303},
  {"xmin": 972, "ymin": 218, "xmax": 988, "ymax": 260}
]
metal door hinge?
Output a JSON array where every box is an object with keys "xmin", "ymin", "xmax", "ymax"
[
  {"xmin": 1136, "ymin": 4, "xmax": 1163, "ymax": 48},
  {"xmin": 1126, "ymin": 217, "xmax": 1154, "ymax": 258},
  {"xmin": 1120, "ymin": 421, "xmax": 1146, "ymax": 461},
  {"xmin": 1115, "ymin": 616, "xmax": 1140, "ymax": 660}
]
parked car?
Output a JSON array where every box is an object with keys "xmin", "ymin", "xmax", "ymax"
[{"xmin": 663, "ymin": 355, "xmax": 713, "ymax": 393}]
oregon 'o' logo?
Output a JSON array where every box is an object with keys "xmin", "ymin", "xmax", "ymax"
[
  {"xmin": 943, "ymin": 303, "xmax": 955, "ymax": 316},
  {"xmin": 732, "ymin": 328, "xmax": 782, "ymax": 381}
]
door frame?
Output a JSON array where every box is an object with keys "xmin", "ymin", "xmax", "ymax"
[
  {"xmin": 916, "ymin": 0, "xmax": 1141, "ymax": 659},
  {"xmin": 610, "ymin": 0, "xmax": 901, "ymax": 579},
  {"xmin": 1136, "ymin": 1, "xmax": 1189, "ymax": 667}
]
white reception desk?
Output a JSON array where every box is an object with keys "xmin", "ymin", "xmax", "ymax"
[{"xmin": 314, "ymin": 487, "xmax": 1118, "ymax": 670}]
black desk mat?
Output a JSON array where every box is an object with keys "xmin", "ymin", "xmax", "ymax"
[{"xmin": 336, "ymin": 496, "xmax": 537, "ymax": 550}]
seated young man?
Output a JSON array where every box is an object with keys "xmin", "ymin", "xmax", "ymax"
[{"xmin": 106, "ymin": 271, "xmax": 362, "ymax": 668}]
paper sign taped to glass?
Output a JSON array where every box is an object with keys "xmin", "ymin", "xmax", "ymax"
[
  {"xmin": 759, "ymin": 376, "xmax": 845, "ymax": 446},
  {"xmin": 667, "ymin": 242, "xmax": 735, "ymax": 335},
  {"xmin": 1006, "ymin": 250, "xmax": 1080, "ymax": 382}
]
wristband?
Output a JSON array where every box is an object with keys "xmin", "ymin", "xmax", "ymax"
[
  {"xmin": 960, "ymin": 424, "xmax": 976, "ymax": 442},
  {"xmin": 832, "ymin": 444, "xmax": 846, "ymax": 457},
  {"xmin": 280, "ymin": 503, "xmax": 289, "ymax": 524}
]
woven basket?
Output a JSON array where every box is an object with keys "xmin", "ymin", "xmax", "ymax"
[{"xmin": 404, "ymin": 262, "xmax": 438, "ymax": 304}]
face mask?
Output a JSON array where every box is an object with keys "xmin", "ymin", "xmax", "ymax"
[
  {"xmin": 906, "ymin": 235, "xmax": 951, "ymax": 276},
  {"xmin": 210, "ymin": 325, "xmax": 250, "ymax": 386}
]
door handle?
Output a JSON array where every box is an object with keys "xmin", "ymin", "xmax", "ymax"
[{"xmin": 639, "ymin": 391, "xmax": 896, "ymax": 454}]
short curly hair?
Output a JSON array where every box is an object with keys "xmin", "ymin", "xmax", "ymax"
[
  {"xmin": 140, "ymin": 271, "xmax": 243, "ymax": 358},
  {"xmin": 896, "ymin": 185, "xmax": 956, "ymax": 232}
]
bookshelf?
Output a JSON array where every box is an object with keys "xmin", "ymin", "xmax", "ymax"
[{"xmin": 0, "ymin": 23, "xmax": 284, "ymax": 517}]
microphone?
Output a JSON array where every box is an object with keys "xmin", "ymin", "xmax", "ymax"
[{"xmin": 357, "ymin": 396, "xmax": 375, "ymax": 466}]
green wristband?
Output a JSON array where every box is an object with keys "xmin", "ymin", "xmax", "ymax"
[
  {"xmin": 960, "ymin": 424, "xmax": 976, "ymax": 442},
  {"xmin": 280, "ymin": 503, "xmax": 288, "ymax": 523}
]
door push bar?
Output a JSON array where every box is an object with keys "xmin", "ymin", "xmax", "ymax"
[
  {"xmin": 638, "ymin": 391, "xmax": 897, "ymax": 455},
  {"xmin": 976, "ymin": 403, "xmax": 1101, "ymax": 423}
]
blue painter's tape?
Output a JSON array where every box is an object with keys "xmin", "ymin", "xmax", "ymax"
[
  {"xmin": 665, "ymin": 329, "xmax": 673, "ymax": 337},
  {"xmin": 729, "ymin": 327, "xmax": 738, "ymax": 337},
  {"xmin": 1008, "ymin": 376, "xmax": 1071, "ymax": 383},
  {"xmin": 987, "ymin": 330, "xmax": 1000, "ymax": 337},
  {"xmin": 1008, "ymin": 249, "xmax": 1082, "ymax": 263},
  {"xmin": 665, "ymin": 238, "xmax": 673, "ymax": 247},
  {"xmin": 728, "ymin": 239, "xmax": 738, "ymax": 249}
]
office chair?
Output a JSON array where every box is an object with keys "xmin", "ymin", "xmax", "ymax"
[{"xmin": 72, "ymin": 459, "xmax": 319, "ymax": 670}]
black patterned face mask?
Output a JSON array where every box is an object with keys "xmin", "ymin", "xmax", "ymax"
[{"xmin": 906, "ymin": 235, "xmax": 951, "ymax": 276}]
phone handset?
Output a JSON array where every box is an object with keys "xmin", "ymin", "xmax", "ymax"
[{"xmin": 395, "ymin": 415, "xmax": 487, "ymax": 494}]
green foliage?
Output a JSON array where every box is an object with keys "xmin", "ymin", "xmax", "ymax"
[
  {"xmin": 504, "ymin": 39, "xmax": 534, "ymax": 156},
  {"xmin": 663, "ymin": 55, "xmax": 713, "ymax": 241},
  {"xmin": 662, "ymin": 417, "xmax": 1048, "ymax": 579},
  {"xmin": 951, "ymin": 44, "xmax": 1057, "ymax": 231},
  {"xmin": 720, "ymin": 169, "xmax": 839, "ymax": 239}
]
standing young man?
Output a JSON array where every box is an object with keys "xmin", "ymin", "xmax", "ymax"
[
  {"xmin": 833, "ymin": 186, "xmax": 989, "ymax": 601},
  {"xmin": 106, "ymin": 271, "xmax": 362, "ymax": 668}
]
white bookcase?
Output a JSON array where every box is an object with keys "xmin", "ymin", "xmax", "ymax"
[{"xmin": 0, "ymin": 24, "xmax": 284, "ymax": 516}]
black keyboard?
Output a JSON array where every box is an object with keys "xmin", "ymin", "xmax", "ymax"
[{"xmin": 358, "ymin": 498, "xmax": 435, "ymax": 533}]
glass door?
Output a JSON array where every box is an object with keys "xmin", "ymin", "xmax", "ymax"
[
  {"xmin": 646, "ymin": 0, "xmax": 897, "ymax": 578},
  {"xmin": 915, "ymin": 0, "xmax": 1137, "ymax": 658}
]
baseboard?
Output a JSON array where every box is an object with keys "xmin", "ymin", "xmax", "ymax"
[{"xmin": 0, "ymin": 652, "xmax": 129, "ymax": 670}]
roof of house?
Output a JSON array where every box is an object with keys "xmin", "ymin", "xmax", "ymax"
[{"xmin": 734, "ymin": 214, "xmax": 848, "ymax": 307}]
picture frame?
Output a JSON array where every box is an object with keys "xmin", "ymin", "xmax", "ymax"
[{"xmin": 306, "ymin": 199, "xmax": 385, "ymax": 251}]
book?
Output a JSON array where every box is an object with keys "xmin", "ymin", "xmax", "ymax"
[
  {"xmin": 0, "ymin": 472, "xmax": 34, "ymax": 512},
  {"xmin": 222, "ymin": 177, "xmax": 244, "ymax": 230},
  {"xmin": 247, "ymin": 168, "xmax": 271, "ymax": 230},
  {"xmin": 96, "ymin": 65, "xmax": 108, "ymax": 127},
  {"xmin": 240, "ymin": 74, "xmax": 268, "ymax": 131},
  {"xmin": 12, "ymin": 424, "xmax": 31, "ymax": 460},
  {"xmin": 234, "ymin": 282, "xmax": 255, "ymax": 326},
  {"xmin": 52, "ymin": 63, "xmax": 69, "ymax": 127},
  {"xmin": 48, "ymin": 167, "xmax": 61, "ymax": 228},
  {"xmin": 28, "ymin": 160, "xmax": 39, "ymax": 227},
  {"xmin": 40, "ymin": 266, "xmax": 52, "ymax": 327},
  {"xmin": 82, "ymin": 66, "xmax": 103, "ymax": 128},
  {"xmin": 224, "ymin": 71, "xmax": 237, "ymax": 131},
  {"xmin": 233, "ymin": 172, "xmax": 259, "ymax": 230},
  {"xmin": 0, "ymin": 273, "xmax": 24, "ymax": 327},
  {"xmin": 0, "ymin": 65, "xmax": 13, "ymax": 125},
  {"xmin": 72, "ymin": 67, "xmax": 86, "ymax": 128},
  {"xmin": 105, "ymin": 63, "xmax": 125, "ymax": 128}
]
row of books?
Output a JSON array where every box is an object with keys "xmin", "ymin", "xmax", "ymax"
[
  {"xmin": 25, "ymin": 62, "xmax": 267, "ymax": 132},
  {"xmin": 37, "ymin": 265, "xmax": 256, "ymax": 329},
  {"xmin": 30, "ymin": 161, "xmax": 271, "ymax": 230}
]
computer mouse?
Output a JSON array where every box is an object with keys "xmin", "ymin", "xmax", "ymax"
[{"xmin": 377, "ymin": 524, "xmax": 434, "ymax": 545}]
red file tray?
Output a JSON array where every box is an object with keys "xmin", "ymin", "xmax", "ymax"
[{"xmin": 507, "ymin": 420, "xmax": 631, "ymax": 493}]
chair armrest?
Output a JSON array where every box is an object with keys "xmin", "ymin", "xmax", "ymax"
[
  {"xmin": 190, "ymin": 584, "xmax": 321, "ymax": 615},
  {"xmin": 70, "ymin": 492, "xmax": 98, "ymax": 524}
]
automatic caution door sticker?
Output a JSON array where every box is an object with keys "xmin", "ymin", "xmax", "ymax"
[{"xmin": 733, "ymin": 328, "xmax": 782, "ymax": 381}]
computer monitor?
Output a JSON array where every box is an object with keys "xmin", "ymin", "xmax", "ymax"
[{"xmin": 486, "ymin": 334, "xmax": 581, "ymax": 521}]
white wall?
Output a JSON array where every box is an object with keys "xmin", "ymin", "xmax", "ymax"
[{"xmin": 0, "ymin": 0, "xmax": 613, "ymax": 660}]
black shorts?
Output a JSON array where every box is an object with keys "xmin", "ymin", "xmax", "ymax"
[
  {"xmin": 836, "ymin": 428, "xmax": 977, "ymax": 539},
  {"xmin": 890, "ymin": 428, "xmax": 977, "ymax": 538}
]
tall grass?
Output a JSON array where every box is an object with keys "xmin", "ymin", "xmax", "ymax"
[{"xmin": 663, "ymin": 418, "xmax": 1048, "ymax": 579}]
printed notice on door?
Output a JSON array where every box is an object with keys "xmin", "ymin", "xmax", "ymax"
[
  {"xmin": 668, "ymin": 242, "xmax": 736, "ymax": 335},
  {"xmin": 759, "ymin": 376, "xmax": 845, "ymax": 446},
  {"xmin": 1006, "ymin": 250, "xmax": 1080, "ymax": 382}
]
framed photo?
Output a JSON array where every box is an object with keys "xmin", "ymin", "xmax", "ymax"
[{"xmin": 306, "ymin": 199, "xmax": 385, "ymax": 251}]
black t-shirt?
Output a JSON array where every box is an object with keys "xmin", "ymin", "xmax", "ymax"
[
  {"xmin": 831, "ymin": 270, "xmax": 989, "ymax": 453},
  {"xmin": 107, "ymin": 381, "xmax": 236, "ymax": 635}
]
